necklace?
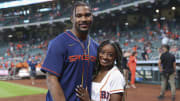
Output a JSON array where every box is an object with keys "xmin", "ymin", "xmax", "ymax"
[
  {"xmin": 73, "ymin": 35, "xmax": 91, "ymax": 86},
  {"xmin": 73, "ymin": 34, "xmax": 91, "ymax": 55},
  {"xmin": 65, "ymin": 31, "xmax": 91, "ymax": 86}
]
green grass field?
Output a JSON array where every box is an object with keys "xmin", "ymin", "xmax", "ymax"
[{"xmin": 0, "ymin": 81, "xmax": 47, "ymax": 98}]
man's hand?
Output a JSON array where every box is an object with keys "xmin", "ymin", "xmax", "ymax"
[{"xmin": 158, "ymin": 60, "xmax": 163, "ymax": 73}]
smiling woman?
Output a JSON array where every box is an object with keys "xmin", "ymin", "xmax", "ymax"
[{"xmin": 76, "ymin": 40, "xmax": 125, "ymax": 101}]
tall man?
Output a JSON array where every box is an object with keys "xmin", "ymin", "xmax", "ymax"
[
  {"xmin": 158, "ymin": 45, "xmax": 176, "ymax": 101},
  {"xmin": 41, "ymin": 1, "xmax": 98, "ymax": 101}
]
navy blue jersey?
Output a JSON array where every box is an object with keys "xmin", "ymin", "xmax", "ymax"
[
  {"xmin": 28, "ymin": 61, "xmax": 37, "ymax": 71},
  {"xmin": 41, "ymin": 31, "xmax": 98, "ymax": 101}
]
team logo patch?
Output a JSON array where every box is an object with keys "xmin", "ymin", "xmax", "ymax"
[{"xmin": 101, "ymin": 91, "xmax": 110, "ymax": 100}]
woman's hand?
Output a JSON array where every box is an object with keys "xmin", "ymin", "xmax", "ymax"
[{"xmin": 75, "ymin": 85, "xmax": 91, "ymax": 101}]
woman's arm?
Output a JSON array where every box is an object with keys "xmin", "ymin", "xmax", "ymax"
[
  {"xmin": 47, "ymin": 73, "xmax": 66, "ymax": 101},
  {"xmin": 110, "ymin": 93, "xmax": 123, "ymax": 101},
  {"xmin": 109, "ymin": 70, "xmax": 125, "ymax": 101}
]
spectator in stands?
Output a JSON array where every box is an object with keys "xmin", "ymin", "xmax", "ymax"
[
  {"xmin": 128, "ymin": 51, "xmax": 138, "ymax": 88},
  {"xmin": 141, "ymin": 48, "xmax": 149, "ymax": 60},
  {"xmin": 162, "ymin": 34, "xmax": 169, "ymax": 45},
  {"xmin": 0, "ymin": 63, "xmax": 2, "ymax": 69},
  {"xmin": 5, "ymin": 61, "xmax": 9, "ymax": 69},
  {"xmin": 158, "ymin": 45, "xmax": 176, "ymax": 101},
  {"xmin": 132, "ymin": 45, "xmax": 137, "ymax": 52},
  {"xmin": 15, "ymin": 61, "xmax": 23, "ymax": 75},
  {"xmin": 175, "ymin": 34, "xmax": 179, "ymax": 40},
  {"xmin": 0, "ymin": 14, "xmax": 5, "ymax": 23},
  {"xmin": 7, "ymin": 61, "xmax": 15, "ymax": 80}
]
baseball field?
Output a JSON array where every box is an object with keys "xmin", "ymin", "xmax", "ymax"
[
  {"xmin": 0, "ymin": 81, "xmax": 47, "ymax": 98},
  {"xmin": 0, "ymin": 79, "xmax": 179, "ymax": 101}
]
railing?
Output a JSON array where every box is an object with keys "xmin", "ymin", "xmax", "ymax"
[{"xmin": 136, "ymin": 60, "xmax": 180, "ymax": 88}]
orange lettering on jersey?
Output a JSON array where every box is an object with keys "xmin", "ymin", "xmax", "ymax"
[
  {"xmin": 69, "ymin": 56, "xmax": 76, "ymax": 62},
  {"xmin": 76, "ymin": 55, "xmax": 81, "ymax": 60},
  {"xmin": 81, "ymin": 55, "xmax": 89, "ymax": 61},
  {"xmin": 69, "ymin": 55, "xmax": 96, "ymax": 62}
]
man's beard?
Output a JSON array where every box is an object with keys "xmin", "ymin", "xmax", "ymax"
[{"xmin": 76, "ymin": 26, "xmax": 89, "ymax": 35}]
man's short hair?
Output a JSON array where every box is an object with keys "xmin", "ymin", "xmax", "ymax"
[
  {"xmin": 162, "ymin": 44, "xmax": 170, "ymax": 51},
  {"xmin": 71, "ymin": 1, "xmax": 91, "ymax": 16}
]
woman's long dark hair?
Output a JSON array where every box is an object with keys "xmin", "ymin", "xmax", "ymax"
[{"xmin": 93, "ymin": 40, "xmax": 123, "ymax": 80}]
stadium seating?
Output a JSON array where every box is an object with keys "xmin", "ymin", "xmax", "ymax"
[
  {"xmin": 0, "ymin": 0, "xmax": 180, "ymax": 82},
  {"xmin": 0, "ymin": 0, "xmax": 143, "ymax": 27}
]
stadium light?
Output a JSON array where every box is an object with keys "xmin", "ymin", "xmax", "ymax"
[
  {"xmin": 27, "ymin": 10, "xmax": 30, "ymax": 14},
  {"xmin": 172, "ymin": 6, "xmax": 176, "ymax": 10},
  {"xmin": 38, "ymin": 8, "xmax": 52, "ymax": 12},
  {"xmin": 24, "ymin": 20, "xmax": 30, "ymax": 23},
  {"xmin": 8, "ymin": 35, "xmax": 13, "ymax": 38},
  {"xmin": 155, "ymin": 9, "xmax": 159, "ymax": 13},
  {"xmin": 150, "ymin": 0, "xmax": 155, "ymax": 3},
  {"xmin": 160, "ymin": 17, "xmax": 166, "ymax": 20},
  {"xmin": 125, "ymin": 22, "xmax": 128, "ymax": 26},
  {"xmin": 153, "ymin": 18, "xmax": 157, "ymax": 22}
]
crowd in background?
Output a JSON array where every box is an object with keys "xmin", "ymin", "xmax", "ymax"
[
  {"xmin": 0, "ymin": 0, "xmax": 142, "ymax": 26},
  {"xmin": 0, "ymin": 0, "xmax": 180, "ymax": 79},
  {"xmin": 91, "ymin": 19, "xmax": 180, "ymax": 61},
  {"xmin": 0, "ymin": 20, "xmax": 180, "ymax": 72},
  {"xmin": 0, "ymin": 39, "xmax": 48, "ymax": 72}
]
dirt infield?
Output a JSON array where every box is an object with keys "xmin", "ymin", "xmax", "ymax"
[
  {"xmin": 0, "ymin": 79, "xmax": 179, "ymax": 101},
  {"xmin": 127, "ymin": 84, "xmax": 180, "ymax": 101}
]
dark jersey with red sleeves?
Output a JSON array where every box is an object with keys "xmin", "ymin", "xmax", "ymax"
[{"xmin": 41, "ymin": 31, "xmax": 98, "ymax": 101}]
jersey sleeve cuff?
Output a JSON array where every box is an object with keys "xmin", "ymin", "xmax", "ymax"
[
  {"xmin": 109, "ymin": 89, "xmax": 124, "ymax": 94},
  {"xmin": 41, "ymin": 67, "xmax": 60, "ymax": 77}
]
